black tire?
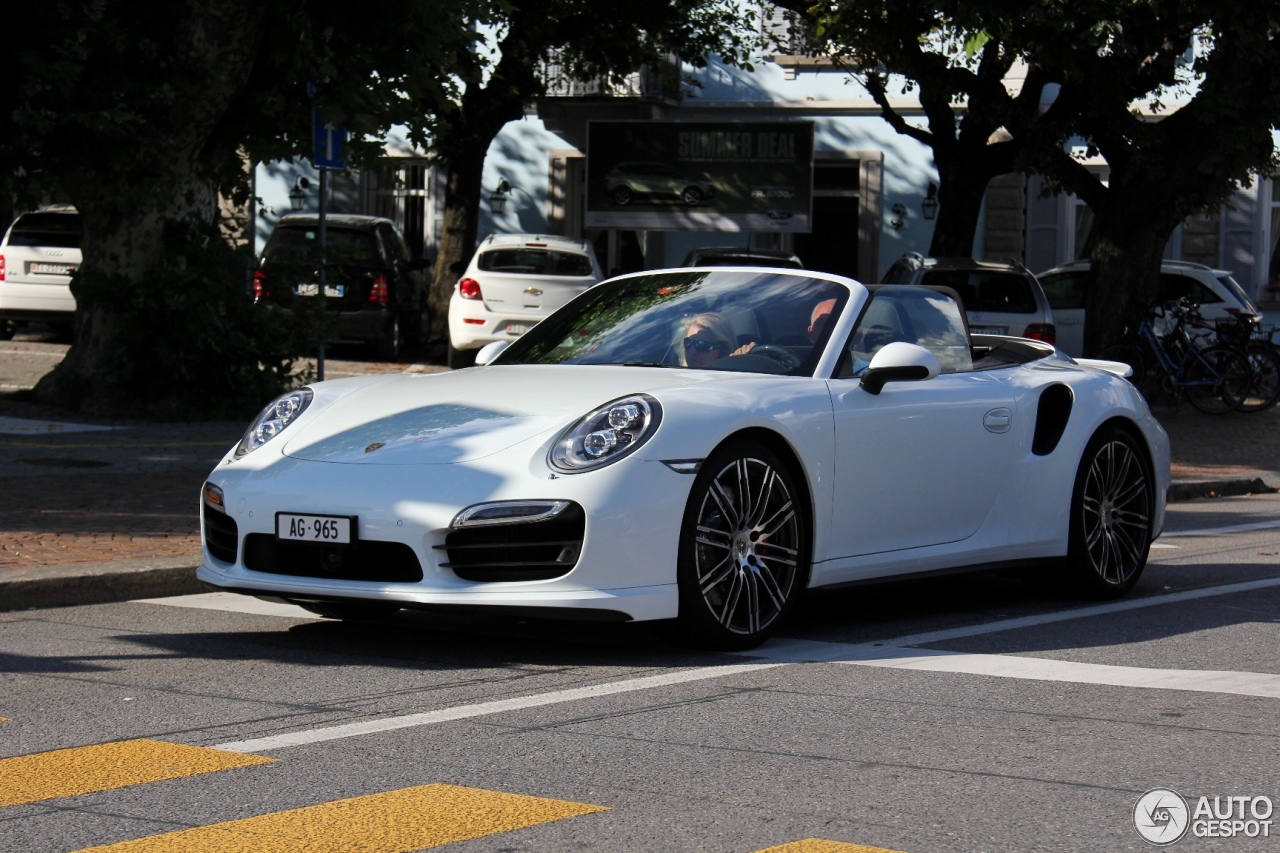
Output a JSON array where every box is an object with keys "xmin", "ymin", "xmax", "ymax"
[
  {"xmin": 675, "ymin": 440, "xmax": 809, "ymax": 650},
  {"xmin": 611, "ymin": 186, "xmax": 633, "ymax": 206},
  {"xmin": 297, "ymin": 601, "xmax": 399, "ymax": 620},
  {"xmin": 1238, "ymin": 343, "xmax": 1280, "ymax": 413},
  {"xmin": 1064, "ymin": 426, "xmax": 1154, "ymax": 598},
  {"xmin": 681, "ymin": 186, "xmax": 704, "ymax": 206},
  {"xmin": 376, "ymin": 315, "xmax": 403, "ymax": 360},
  {"xmin": 0, "ymin": 320, "xmax": 14, "ymax": 341},
  {"xmin": 1184, "ymin": 344, "xmax": 1250, "ymax": 414},
  {"xmin": 447, "ymin": 338, "xmax": 477, "ymax": 369}
]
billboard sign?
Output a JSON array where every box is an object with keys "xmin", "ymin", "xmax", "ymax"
[{"xmin": 586, "ymin": 121, "xmax": 814, "ymax": 232}]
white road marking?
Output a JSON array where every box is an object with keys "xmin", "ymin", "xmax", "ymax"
[
  {"xmin": 0, "ymin": 416, "xmax": 124, "ymax": 434},
  {"xmin": 752, "ymin": 643, "xmax": 1280, "ymax": 698},
  {"xmin": 1149, "ymin": 543, "xmax": 1179, "ymax": 549},
  {"xmin": 1159, "ymin": 519, "xmax": 1280, "ymax": 537},
  {"xmin": 152, "ymin": 577, "xmax": 1280, "ymax": 753},
  {"xmin": 212, "ymin": 662, "xmax": 785, "ymax": 753}
]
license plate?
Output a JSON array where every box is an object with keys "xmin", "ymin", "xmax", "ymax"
[
  {"xmin": 294, "ymin": 283, "xmax": 345, "ymax": 297},
  {"xmin": 971, "ymin": 326, "xmax": 1005, "ymax": 335},
  {"xmin": 505, "ymin": 322, "xmax": 533, "ymax": 335},
  {"xmin": 276, "ymin": 513, "xmax": 354, "ymax": 544},
  {"xmin": 28, "ymin": 262, "xmax": 75, "ymax": 275}
]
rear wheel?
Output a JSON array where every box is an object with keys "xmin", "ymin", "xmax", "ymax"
[
  {"xmin": 611, "ymin": 186, "xmax": 632, "ymax": 206},
  {"xmin": 0, "ymin": 320, "xmax": 14, "ymax": 341},
  {"xmin": 675, "ymin": 440, "xmax": 809, "ymax": 650},
  {"xmin": 1065, "ymin": 426, "xmax": 1153, "ymax": 597},
  {"xmin": 681, "ymin": 186, "xmax": 704, "ymax": 206},
  {"xmin": 1238, "ymin": 343, "xmax": 1280, "ymax": 413},
  {"xmin": 1184, "ymin": 344, "xmax": 1250, "ymax": 414}
]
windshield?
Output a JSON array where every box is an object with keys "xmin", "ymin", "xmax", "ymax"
[
  {"xmin": 8, "ymin": 213, "xmax": 81, "ymax": 248},
  {"xmin": 1218, "ymin": 274, "xmax": 1259, "ymax": 314},
  {"xmin": 477, "ymin": 248, "xmax": 593, "ymax": 277},
  {"xmin": 496, "ymin": 270, "xmax": 849, "ymax": 376},
  {"xmin": 263, "ymin": 227, "xmax": 382, "ymax": 266}
]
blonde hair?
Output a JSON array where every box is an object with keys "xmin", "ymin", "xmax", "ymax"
[{"xmin": 676, "ymin": 312, "xmax": 737, "ymax": 366}]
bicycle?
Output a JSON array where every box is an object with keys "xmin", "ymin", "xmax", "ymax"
[
  {"xmin": 1097, "ymin": 298, "xmax": 1253, "ymax": 414},
  {"xmin": 1189, "ymin": 308, "xmax": 1280, "ymax": 413}
]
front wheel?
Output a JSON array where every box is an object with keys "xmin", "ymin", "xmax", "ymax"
[
  {"xmin": 675, "ymin": 440, "xmax": 809, "ymax": 650},
  {"xmin": 0, "ymin": 320, "xmax": 14, "ymax": 341},
  {"xmin": 1184, "ymin": 345, "xmax": 1250, "ymax": 414},
  {"xmin": 1064, "ymin": 426, "xmax": 1154, "ymax": 597},
  {"xmin": 681, "ymin": 186, "xmax": 704, "ymax": 206}
]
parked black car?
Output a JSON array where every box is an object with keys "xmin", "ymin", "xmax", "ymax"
[{"xmin": 253, "ymin": 214, "xmax": 430, "ymax": 359}]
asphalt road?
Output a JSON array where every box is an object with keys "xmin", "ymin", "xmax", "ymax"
[{"xmin": 3, "ymin": 495, "xmax": 1278, "ymax": 852}]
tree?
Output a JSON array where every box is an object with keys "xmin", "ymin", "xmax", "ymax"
[
  {"xmin": 0, "ymin": 0, "xmax": 474, "ymax": 416},
  {"xmin": 782, "ymin": 0, "xmax": 1280, "ymax": 353},
  {"xmin": 777, "ymin": 0, "xmax": 1065, "ymax": 258},
  {"xmin": 400, "ymin": 0, "xmax": 756, "ymax": 353},
  {"xmin": 1008, "ymin": 0, "xmax": 1280, "ymax": 353}
]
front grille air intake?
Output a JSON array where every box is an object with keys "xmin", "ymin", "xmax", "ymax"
[
  {"xmin": 439, "ymin": 502, "xmax": 585, "ymax": 582},
  {"xmin": 202, "ymin": 504, "xmax": 239, "ymax": 564},
  {"xmin": 242, "ymin": 534, "xmax": 424, "ymax": 582}
]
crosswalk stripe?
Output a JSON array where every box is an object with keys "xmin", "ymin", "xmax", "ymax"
[
  {"xmin": 71, "ymin": 783, "xmax": 607, "ymax": 853},
  {"xmin": 0, "ymin": 739, "xmax": 274, "ymax": 808},
  {"xmin": 756, "ymin": 840, "xmax": 909, "ymax": 853}
]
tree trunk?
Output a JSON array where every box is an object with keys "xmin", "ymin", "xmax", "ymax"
[
  {"xmin": 32, "ymin": 0, "xmax": 265, "ymax": 412},
  {"xmin": 928, "ymin": 164, "xmax": 987, "ymax": 258},
  {"xmin": 428, "ymin": 149, "xmax": 487, "ymax": 342},
  {"xmin": 1081, "ymin": 201, "xmax": 1177, "ymax": 356}
]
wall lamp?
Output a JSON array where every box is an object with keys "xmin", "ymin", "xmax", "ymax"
[
  {"xmin": 489, "ymin": 179, "xmax": 512, "ymax": 214},
  {"xmin": 890, "ymin": 202, "xmax": 907, "ymax": 230},
  {"xmin": 921, "ymin": 182, "xmax": 939, "ymax": 220},
  {"xmin": 289, "ymin": 176, "xmax": 311, "ymax": 212}
]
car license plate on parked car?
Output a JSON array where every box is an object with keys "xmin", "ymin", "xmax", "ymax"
[
  {"xmin": 971, "ymin": 326, "xmax": 1005, "ymax": 335},
  {"xmin": 294, "ymin": 284, "xmax": 345, "ymax": 297},
  {"xmin": 27, "ymin": 262, "xmax": 76, "ymax": 275},
  {"xmin": 276, "ymin": 513, "xmax": 354, "ymax": 544},
  {"xmin": 505, "ymin": 322, "xmax": 533, "ymax": 335}
]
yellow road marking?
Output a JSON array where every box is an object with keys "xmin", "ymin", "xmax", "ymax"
[
  {"xmin": 757, "ymin": 841, "xmax": 910, "ymax": 853},
  {"xmin": 0, "ymin": 739, "xmax": 274, "ymax": 808},
  {"xmin": 72, "ymin": 783, "xmax": 607, "ymax": 852},
  {"xmin": 0, "ymin": 717, "xmax": 10, "ymax": 722}
]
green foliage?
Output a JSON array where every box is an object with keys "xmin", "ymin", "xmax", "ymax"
[{"xmin": 69, "ymin": 221, "xmax": 324, "ymax": 420}]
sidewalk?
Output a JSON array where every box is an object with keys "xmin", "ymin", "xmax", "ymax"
[{"xmin": 1, "ymin": 395, "xmax": 1277, "ymax": 612}]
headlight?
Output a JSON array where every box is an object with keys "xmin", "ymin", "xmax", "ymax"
[
  {"xmin": 549, "ymin": 394, "xmax": 662, "ymax": 473},
  {"xmin": 234, "ymin": 388, "xmax": 314, "ymax": 457}
]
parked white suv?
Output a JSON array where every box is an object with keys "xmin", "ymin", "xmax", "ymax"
[
  {"xmin": 0, "ymin": 206, "xmax": 82, "ymax": 339},
  {"xmin": 447, "ymin": 234, "xmax": 602, "ymax": 368},
  {"xmin": 1037, "ymin": 259, "xmax": 1261, "ymax": 356}
]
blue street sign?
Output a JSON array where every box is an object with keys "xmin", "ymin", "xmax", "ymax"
[{"xmin": 312, "ymin": 107, "xmax": 347, "ymax": 169}]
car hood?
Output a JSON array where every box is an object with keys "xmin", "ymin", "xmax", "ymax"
[{"xmin": 281, "ymin": 365, "xmax": 726, "ymax": 465}]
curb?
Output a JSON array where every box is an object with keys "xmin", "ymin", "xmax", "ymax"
[
  {"xmin": 1167, "ymin": 477, "xmax": 1278, "ymax": 503},
  {"xmin": 0, "ymin": 557, "xmax": 206, "ymax": 612}
]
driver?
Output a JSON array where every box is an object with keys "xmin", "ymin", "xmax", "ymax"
[{"xmin": 677, "ymin": 312, "xmax": 739, "ymax": 368}]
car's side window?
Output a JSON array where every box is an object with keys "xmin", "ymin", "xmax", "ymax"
[
  {"xmin": 1159, "ymin": 273, "xmax": 1222, "ymax": 305},
  {"xmin": 847, "ymin": 287, "xmax": 973, "ymax": 376},
  {"xmin": 1040, "ymin": 273, "xmax": 1088, "ymax": 310}
]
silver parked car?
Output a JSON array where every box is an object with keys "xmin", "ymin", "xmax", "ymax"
[{"xmin": 881, "ymin": 254, "xmax": 1057, "ymax": 347}]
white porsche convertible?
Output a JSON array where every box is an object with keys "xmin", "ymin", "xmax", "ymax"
[{"xmin": 199, "ymin": 269, "xmax": 1170, "ymax": 649}]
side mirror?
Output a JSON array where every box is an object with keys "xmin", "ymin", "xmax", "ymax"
[
  {"xmin": 474, "ymin": 340, "xmax": 509, "ymax": 366},
  {"xmin": 860, "ymin": 342, "xmax": 940, "ymax": 395}
]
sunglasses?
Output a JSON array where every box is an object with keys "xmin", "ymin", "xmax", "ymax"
[{"xmin": 684, "ymin": 337, "xmax": 728, "ymax": 355}]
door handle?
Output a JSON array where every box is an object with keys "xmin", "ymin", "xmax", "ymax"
[{"xmin": 984, "ymin": 408, "xmax": 1012, "ymax": 433}]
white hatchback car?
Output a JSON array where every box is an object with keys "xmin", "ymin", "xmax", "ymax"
[
  {"xmin": 1038, "ymin": 259, "xmax": 1261, "ymax": 356},
  {"xmin": 0, "ymin": 206, "xmax": 82, "ymax": 339},
  {"xmin": 447, "ymin": 234, "xmax": 602, "ymax": 368}
]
